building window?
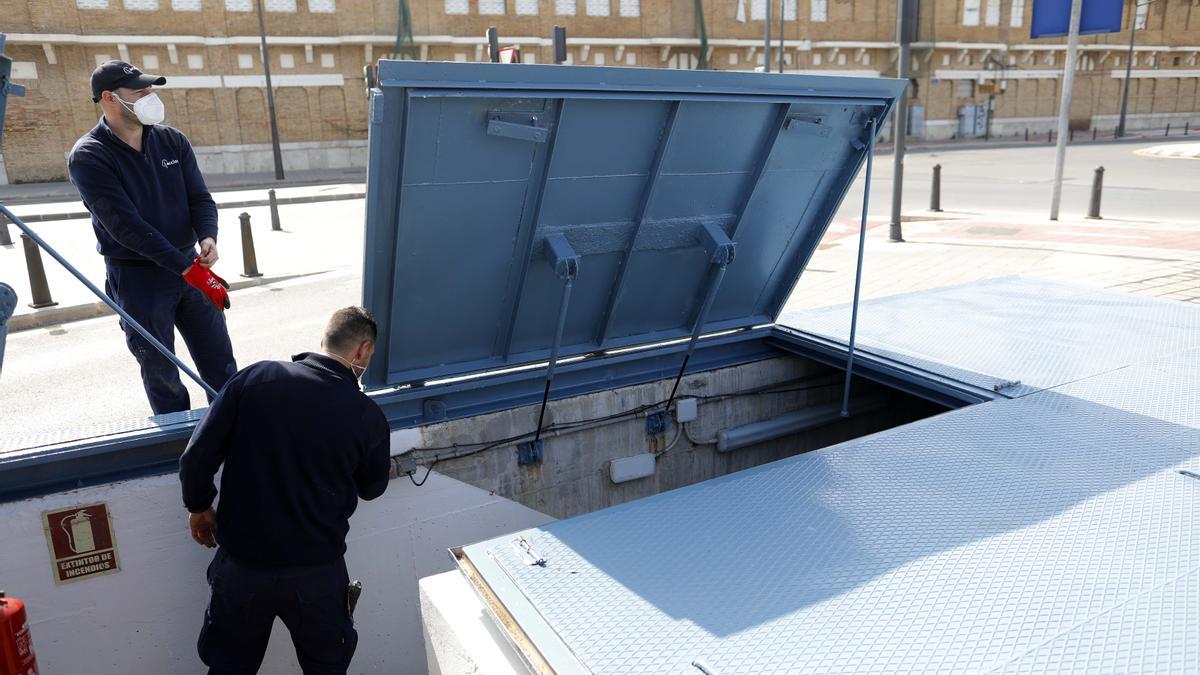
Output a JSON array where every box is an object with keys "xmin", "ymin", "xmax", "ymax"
[
  {"xmin": 985, "ymin": 0, "xmax": 999, "ymax": 25},
  {"xmin": 837, "ymin": 52, "xmax": 846, "ymax": 65},
  {"xmin": 1134, "ymin": 1, "xmax": 1148, "ymax": 29},
  {"xmin": 516, "ymin": 0, "xmax": 538, "ymax": 14},
  {"xmin": 594, "ymin": 52, "xmax": 606, "ymax": 65},
  {"xmin": 225, "ymin": 0, "xmax": 251, "ymax": 10},
  {"xmin": 172, "ymin": 0, "xmax": 201, "ymax": 9},
  {"xmin": 585, "ymin": 0, "xmax": 609, "ymax": 15},
  {"xmin": 479, "ymin": 0, "xmax": 505, "ymax": 14},
  {"xmin": 309, "ymin": 0, "xmax": 336, "ymax": 11},
  {"xmin": 619, "ymin": 0, "xmax": 638, "ymax": 16},
  {"xmin": 445, "ymin": 0, "xmax": 468, "ymax": 13},
  {"xmin": 12, "ymin": 62, "xmax": 38, "ymax": 79},
  {"xmin": 555, "ymin": 0, "xmax": 575, "ymax": 14},
  {"xmin": 729, "ymin": 52, "xmax": 739, "ymax": 65},
  {"xmin": 810, "ymin": 0, "xmax": 827, "ymax": 22},
  {"xmin": 861, "ymin": 52, "xmax": 870, "ymax": 65},
  {"xmin": 454, "ymin": 53, "xmax": 468, "ymax": 62},
  {"xmin": 187, "ymin": 53, "xmax": 205, "ymax": 69},
  {"xmin": 783, "ymin": 0, "xmax": 796, "ymax": 20},
  {"xmin": 77, "ymin": 0, "xmax": 109, "ymax": 8},
  {"xmin": 95, "ymin": 53, "xmax": 113, "ymax": 66},
  {"xmin": 813, "ymin": 52, "xmax": 822, "ymax": 65},
  {"xmin": 1010, "ymin": 0, "xmax": 1024, "ymax": 26},
  {"xmin": 962, "ymin": 0, "xmax": 980, "ymax": 25},
  {"xmin": 523, "ymin": 52, "xmax": 537, "ymax": 63},
  {"xmin": 280, "ymin": 53, "xmax": 295, "ymax": 68},
  {"xmin": 751, "ymin": 0, "xmax": 765, "ymax": 20},
  {"xmin": 238, "ymin": 53, "xmax": 255, "ymax": 68},
  {"xmin": 625, "ymin": 51, "xmax": 636, "ymax": 64},
  {"xmin": 124, "ymin": 0, "xmax": 159, "ymax": 10},
  {"xmin": 142, "ymin": 54, "xmax": 160, "ymax": 69},
  {"xmin": 266, "ymin": 0, "xmax": 297, "ymax": 10},
  {"xmin": 320, "ymin": 52, "xmax": 336, "ymax": 67}
]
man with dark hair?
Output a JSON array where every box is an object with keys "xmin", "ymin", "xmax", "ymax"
[
  {"xmin": 69, "ymin": 59, "xmax": 236, "ymax": 415},
  {"xmin": 179, "ymin": 306, "xmax": 390, "ymax": 674}
]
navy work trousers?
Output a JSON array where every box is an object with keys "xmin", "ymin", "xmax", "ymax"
[
  {"xmin": 105, "ymin": 262, "xmax": 236, "ymax": 414},
  {"xmin": 198, "ymin": 548, "xmax": 358, "ymax": 675}
]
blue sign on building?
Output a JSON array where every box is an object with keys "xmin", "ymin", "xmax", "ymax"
[{"xmin": 1031, "ymin": 0, "xmax": 1125, "ymax": 38}]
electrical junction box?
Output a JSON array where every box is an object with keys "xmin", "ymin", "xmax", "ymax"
[
  {"xmin": 675, "ymin": 398, "xmax": 698, "ymax": 423},
  {"xmin": 609, "ymin": 453, "xmax": 657, "ymax": 484}
]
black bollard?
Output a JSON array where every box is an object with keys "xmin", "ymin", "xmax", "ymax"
[
  {"xmin": 0, "ymin": 212, "xmax": 11, "ymax": 246},
  {"xmin": 1069, "ymin": 128, "xmax": 1074, "ymax": 142},
  {"xmin": 239, "ymin": 212, "xmax": 262, "ymax": 278},
  {"xmin": 1166, "ymin": 124, "xmax": 1171, "ymax": 136},
  {"xmin": 1092, "ymin": 128, "xmax": 1097, "ymax": 141},
  {"xmin": 930, "ymin": 164, "xmax": 943, "ymax": 213},
  {"xmin": 268, "ymin": 188, "xmax": 282, "ymax": 231},
  {"xmin": 1024, "ymin": 127, "xmax": 1029, "ymax": 142},
  {"xmin": 1048, "ymin": 130, "xmax": 1053, "ymax": 143},
  {"xmin": 1186, "ymin": 122, "xmax": 1190, "ymax": 136},
  {"xmin": 21, "ymin": 234, "xmax": 58, "ymax": 308},
  {"xmin": 1086, "ymin": 166, "xmax": 1105, "ymax": 220}
]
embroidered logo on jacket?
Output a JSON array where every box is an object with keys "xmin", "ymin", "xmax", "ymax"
[{"xmin": 161, "ymin": 159, "xmax": 180, "ymax": 168}]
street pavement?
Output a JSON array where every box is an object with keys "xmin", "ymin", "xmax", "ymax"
[{"xmin": 1, "ymin": 139, "xmax": 1198, "ymax": 447}]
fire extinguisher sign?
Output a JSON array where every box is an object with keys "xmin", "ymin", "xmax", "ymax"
[{"xmin": 41, "ymin": 503, "xmax": 120, "ymax": 584}]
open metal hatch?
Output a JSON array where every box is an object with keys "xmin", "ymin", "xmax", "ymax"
[{"xmin": 361, "ymin": 61, "xmax": 904, "ymax": 389}]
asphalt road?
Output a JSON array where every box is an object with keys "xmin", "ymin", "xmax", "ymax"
[
  {"xmin": 835, "ymin": 139, "xmax": 1200, "ymax": 225},
  {"xmin": 2, "ymin": 140, "xmax": 1197, "ymax": 447}
]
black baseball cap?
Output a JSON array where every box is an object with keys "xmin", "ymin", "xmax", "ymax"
[{"xmin": 90, "ymin": 60, "xmax": 166, "ymax": 102}]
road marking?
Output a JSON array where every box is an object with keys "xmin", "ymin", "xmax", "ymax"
[{"xmin": 1046, "ymin": 231, "xmax": 1152, "ymax": 240}]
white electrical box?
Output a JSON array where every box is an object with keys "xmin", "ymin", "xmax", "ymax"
[
  {"xmin": 609, "ymin": 453, "xmax": 657, "ymax": 484},
  {"xmin": 675, "ymin": 397, "xmax": 698, "ymax": 423}
]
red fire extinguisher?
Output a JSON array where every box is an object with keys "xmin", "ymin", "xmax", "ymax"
[{"xmin": 0, "ymin": 591, "xmax": 38, "ymax": 675}]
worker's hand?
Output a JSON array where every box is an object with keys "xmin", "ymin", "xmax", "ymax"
[
  {"xmin": 183, "ymin": 258, "xmax": 231, "ymax": 311},
  {"xmin": 189, "ymin": 508, "xmax": 218, "ymax": 548},
  {"xmin": 198, "ymin": 238, "xmax": 219, "ymax": 268}
]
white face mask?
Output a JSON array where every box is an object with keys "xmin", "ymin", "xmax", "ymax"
[{"xmin": 116, "ymin": 92, "xmax": 166, "ymax": 126}]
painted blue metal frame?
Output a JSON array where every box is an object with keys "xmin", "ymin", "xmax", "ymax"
[{"xmin": 361, "ymin": 62, "xmax": 904, "ymax": 390}]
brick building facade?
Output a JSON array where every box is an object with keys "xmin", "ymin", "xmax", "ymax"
[{"xmin": 1, "ymin": 0, "xmax": 1198, "ymax": 183}]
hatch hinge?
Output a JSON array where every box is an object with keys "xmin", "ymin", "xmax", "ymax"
[
  {"xmin": 519, "ymin": 234, "xmax": 581, "ymax": 465},
  {"xmin": 487, "ymin": 111, "xmax": 551, "ymax": 143},
  {"xmin": 784, "ymin": 114, "xmax": 831, "ymax": 137}
]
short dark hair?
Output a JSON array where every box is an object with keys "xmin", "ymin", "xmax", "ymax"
[{"xmin": 324, "ymin": 306, "xmax": 377, "ymax": 353}]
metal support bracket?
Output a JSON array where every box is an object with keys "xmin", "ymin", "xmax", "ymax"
[
  {"xmin": 784, "ymin": 114, "xmax": 831, "ymax": 137},
  {"xmin": 542, "ymin": 233, "xmax": 580, "ymax": 281},
  {"xmin": 487, "ymin": 111, "xmax": 550, "ymax": 143},
  {"xmin": 697, "ymin": 223, "xmax": 736, "ymax": 266}
]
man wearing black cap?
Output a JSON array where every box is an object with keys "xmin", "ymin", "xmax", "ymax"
[{"xmin": 68, "ymin": 61, "xmax": 236, "ymax": 415}]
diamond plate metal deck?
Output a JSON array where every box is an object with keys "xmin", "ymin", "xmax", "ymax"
[
  {"xmin": 779, "ymin": 276, "xmax": 1200, "ymax": 397},
  {"xmin": 460, "ymin": 278, "xmax": 1200, "ymax": 673}
]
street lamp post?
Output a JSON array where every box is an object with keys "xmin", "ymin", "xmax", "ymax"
[
  {"xmin": 255, "ymin": 0, "xmax": 285, "ymax": 181},
  {"xmin": 1117, "ymin": 0, "xmax": 1154, "ymax": 138}
]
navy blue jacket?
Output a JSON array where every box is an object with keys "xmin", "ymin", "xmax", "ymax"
[
  {"xmin": 179, "ymin": 353, "xmax": 391, "ymax": 567},
  {"xmin": 68, "ymin": 117, "xmax": 217, "ymax": 273}
]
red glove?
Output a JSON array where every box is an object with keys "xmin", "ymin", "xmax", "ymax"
[{"xmin": 183, "ymin": 258, "xmax": 231, "ymax": 310}]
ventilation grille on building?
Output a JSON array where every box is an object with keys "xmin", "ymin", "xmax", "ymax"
[
  {"xmin": 445, "ymin": 0, "xmax": 469, "ymax": 14},
  {"xmin": 124, "ymin": 0, "xmax": 159, "ymax": 10},
  {"xmin": 77, "ymin": 0, "xmax": 109, "ymax": 8},
  {"xmin": 172, "ymin": 0, "xmax": 202, "ymax": 9},
  {"xmin": 516, "ymin": 0, "xmax": 538, "ymax": 14},
  {"xmin": 309, "ymin": 0, "xmax": 336, "ymax": 12}
]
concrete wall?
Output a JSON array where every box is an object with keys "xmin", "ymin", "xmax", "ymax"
[
  {"xmin": 0, "ymin": 466, "xmax": 552, "ymax": 674},
  {"xmin": 413, "ymin": 356, "xmax": 943, "ymax": 520}
]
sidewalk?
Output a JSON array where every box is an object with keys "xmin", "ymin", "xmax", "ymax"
[
  {"xmin": 1, "ymin": 193, "xmax": 366, "ymax": 331},
  {"xmin": 0, "ymin": 166, "xmax": 365, "ymax": 206},
  {"xmin": 786, "ymin": 210, "xmax": 1200, "ymax": 316}
]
